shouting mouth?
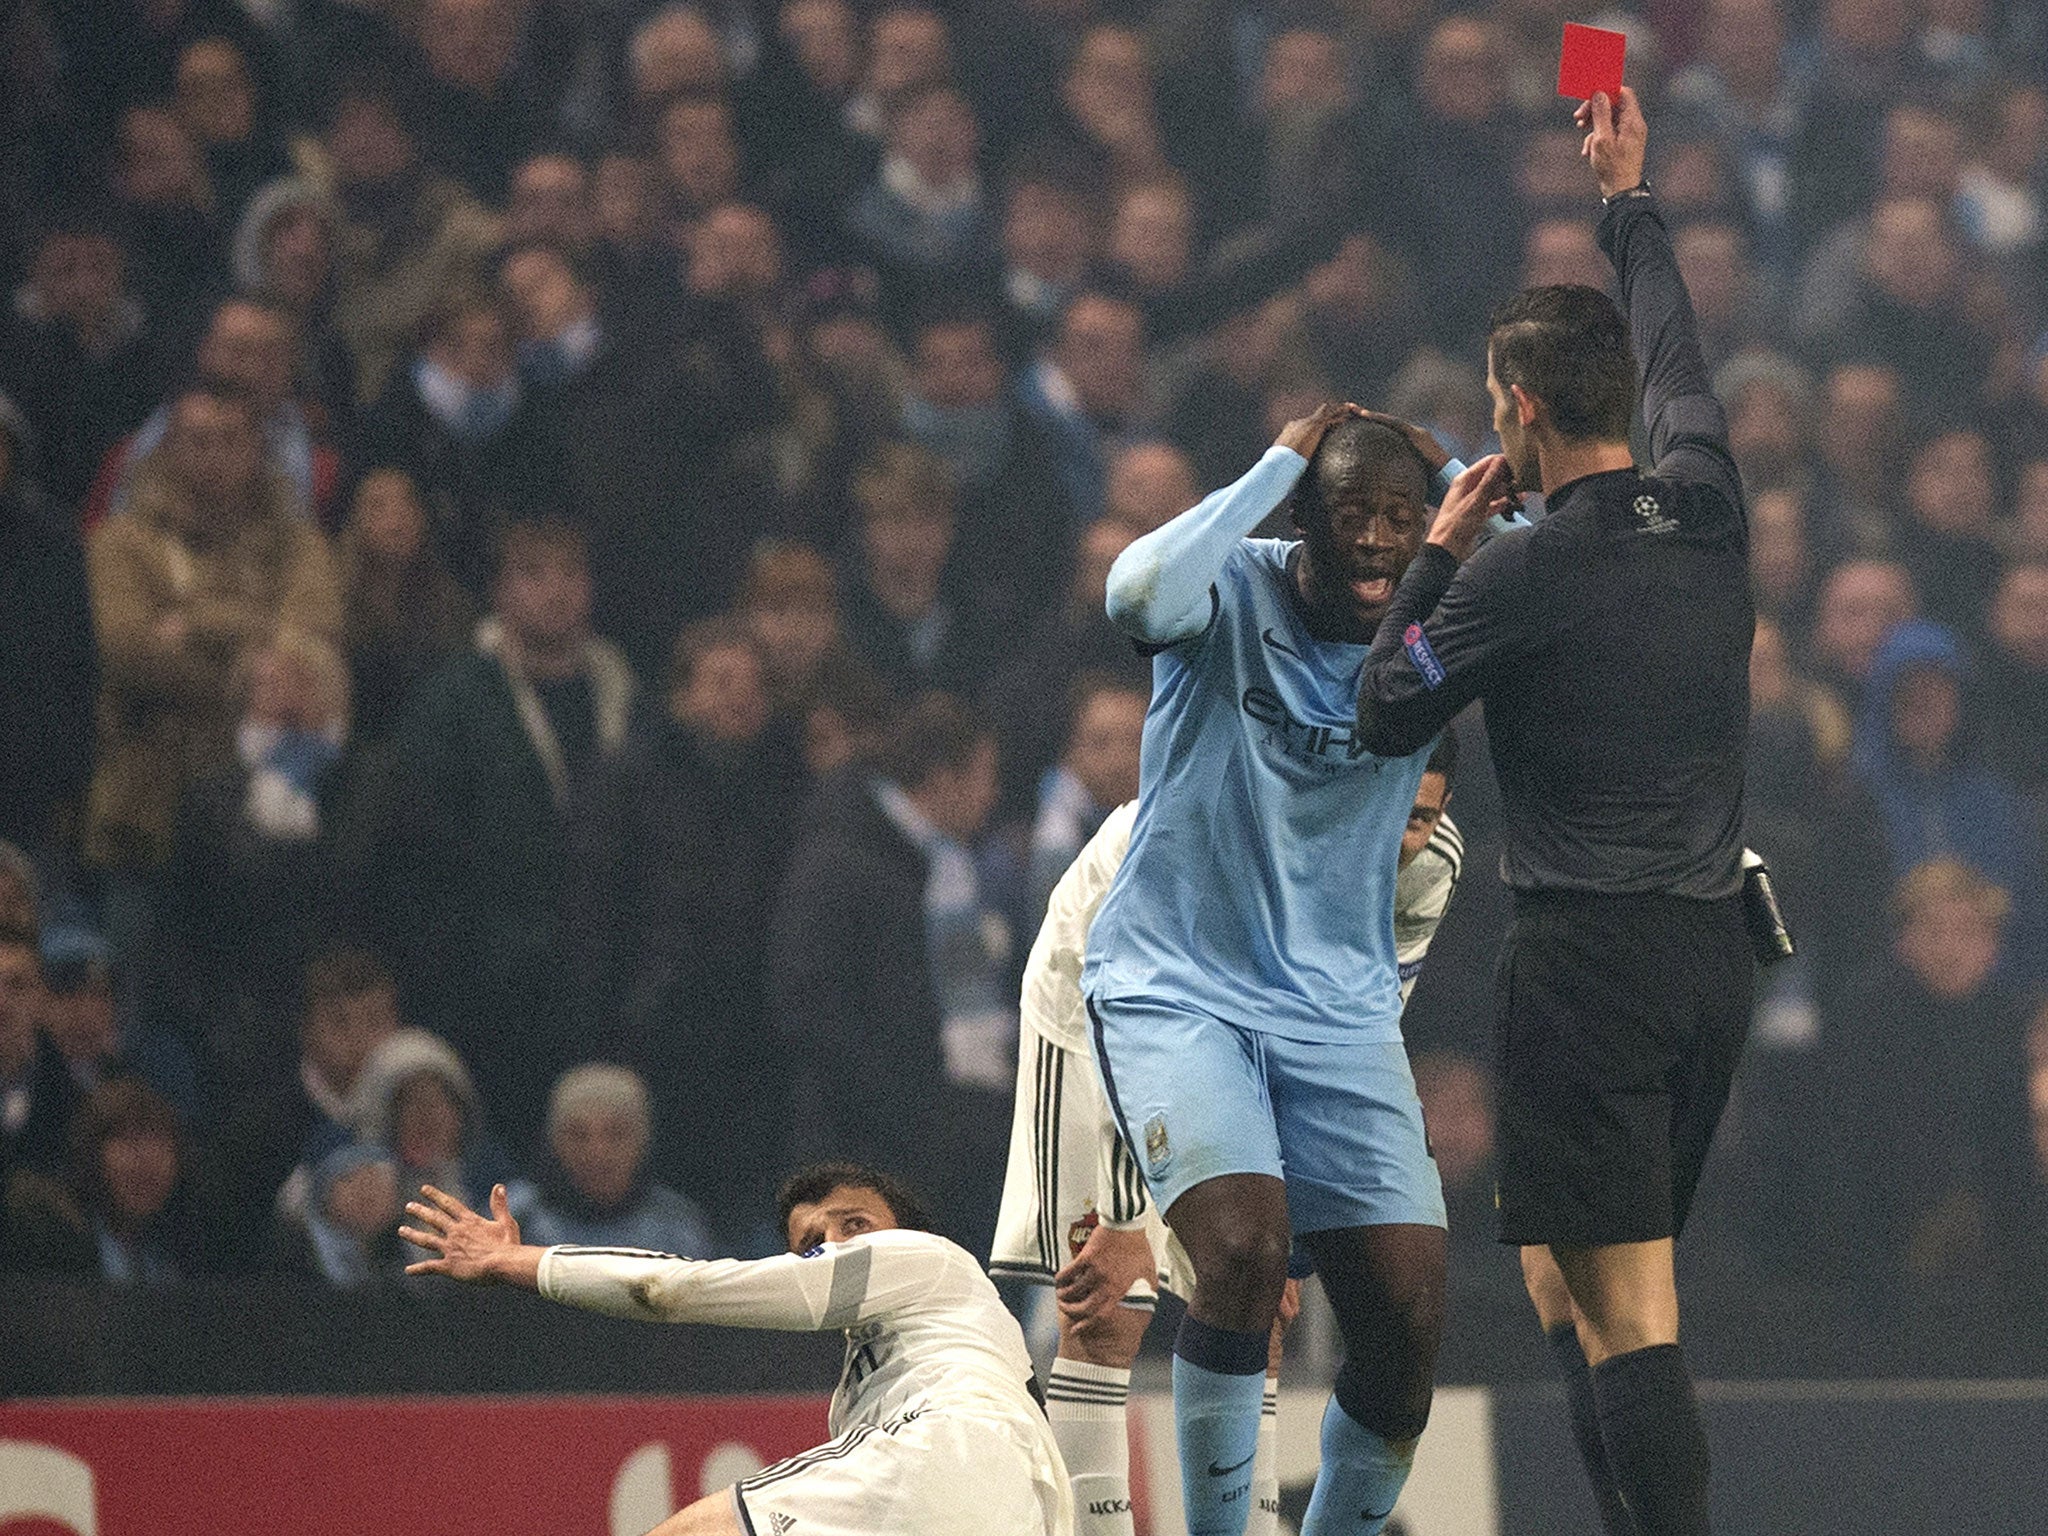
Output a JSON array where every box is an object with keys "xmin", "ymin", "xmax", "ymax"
[{"xmin": 1350, "ymin": 573, "xmax": 1396, "ymax": 606}]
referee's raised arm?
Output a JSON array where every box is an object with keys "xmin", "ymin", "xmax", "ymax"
[{"xmin": 1587, "ymin": 87, "xmax": 1744, "ymax": 519}]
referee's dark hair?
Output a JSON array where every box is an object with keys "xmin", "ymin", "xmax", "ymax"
[
  {"xmin": 1487, "ymin": 284, "xmax": 1637, "ymax": 442},
  {"xmin": 777, "ymin": 1162, "xmax": 936, "ymax": 1238}
]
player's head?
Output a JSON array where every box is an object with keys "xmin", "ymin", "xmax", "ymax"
[
  {"xmin": 1401, "ymin": 730, "xmax": 1457, "ymax": 869},
  {"xmin": 1486, "ymin": 284, "xmax": 1636, "ymax": 491},
  {"xmin": 777, "ymin": 1161, "xmax": 935, "ymax": 1251},
  {"xmin": 1290, "ymin": 417, "xmax": 1432, "ymax": 638}
]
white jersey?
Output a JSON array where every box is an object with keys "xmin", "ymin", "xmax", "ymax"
[
  {"xmin": 1019, "ymin": 800, "xmax": 1460, "ymax": 1048},
  {"xmin": 1395, "ymin": 818, "xmax": 1463, "ymax": 1003},
  {"xmin": 538, "ymin": 1230, "xmax": 1044, "ymax": 1435},
  {"xmin": 1021, "ymin": 801, "xmax": 1137, "ymax": 1052}
]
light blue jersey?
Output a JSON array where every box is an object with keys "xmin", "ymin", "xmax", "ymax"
[{"xmin": 1083, "ymin": 449, "xmax": 1433, "ymax": 1043}]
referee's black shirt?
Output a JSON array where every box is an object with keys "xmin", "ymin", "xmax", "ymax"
[{"xmin": 1356, "ymin": 195, "xmax": 1751, "ymax": 900}]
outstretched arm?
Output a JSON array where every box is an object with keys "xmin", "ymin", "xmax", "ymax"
[
  {"xmin": 1581, "ymin": 87, "xmax": 1743, "ymax": 515},
  {"xmin": 403, "ymin": 1184, "xmax": 947, "ymax": 1332},
  {"xmin": 1105, "ymin": 402, "xmax": 1360, "ymax": 646}
]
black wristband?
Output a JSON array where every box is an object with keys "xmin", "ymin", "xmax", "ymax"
[{"xmin": 1601, "ymin": 180, "xmax": 1653, "ymax": 208}]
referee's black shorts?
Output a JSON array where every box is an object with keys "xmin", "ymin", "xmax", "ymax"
[{"xmin": 1492, "ymin": 888, "xmax": 1753, "ymax": 1249}]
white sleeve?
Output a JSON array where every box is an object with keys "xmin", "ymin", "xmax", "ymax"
[
  {"xmin": 1394, "ymin": 813, "xmax": 1464, "ymax": 1004},
  {"xmin": 536, "ymin": 1230, "xmax": 950, "ymax": 1331}
]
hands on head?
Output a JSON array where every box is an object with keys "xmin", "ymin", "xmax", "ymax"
[{"xmin": 1575, "ymin": 85, "xmax": 1648, "ymax": 200}]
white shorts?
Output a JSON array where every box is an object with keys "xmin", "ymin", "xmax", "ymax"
[
  {"xmin": 732, "ymin": 1405, "xmax": 1069, "ymax": 1536},
  {"xmin": 990, "ymin": 1028, "xmax": 1188, "ymax": 1300}
]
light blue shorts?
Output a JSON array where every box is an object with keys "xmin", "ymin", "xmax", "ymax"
[{"xmin": 1087, "ymin": 995, "xmax": 1446, "ymax": 1235}]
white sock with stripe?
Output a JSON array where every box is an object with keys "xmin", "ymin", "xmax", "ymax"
[
  {"xmin": 1246, "ymin": 1376, "xmax": 1281, "ymax": 1536},
  {"xmin": 1047, "ymin": 1358, "xmax": 1135, "ymax": 1536}
]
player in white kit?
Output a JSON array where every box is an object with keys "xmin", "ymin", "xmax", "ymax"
[
  {"xmin": 402, "ymin": 1162, "xmax": 1070, "ymax": 1536},
  {"xmin": 990, "ymin": 740, "xmax": 1461, "ymax": 1536}
]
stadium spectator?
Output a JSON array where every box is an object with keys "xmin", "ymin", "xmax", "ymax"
[
  {"xmin": 770, "ymin": 693, "xmax": 1009, "ymax": 1242},
  {"xmin": 351, "ymin": 1027, "xmax": 516, "ymax": 1230},
  {"xmin": 1803, "ymin": 196, "xmax": 1993, "ymax": 417},
  {"xmin": 506, "ymin": 1064, "xmax": 717, "ymax": 1255},
  {"xmin": 1403, "ymin": 15, "xmax": 1523, "ymax": 345},
  {"xmin": 0, "ymin": 394, "xmax": 99, "ymax": 865},
  {"xmin": 654, "ymin": 93, "xmax": 746, "ymax": 222},
  {"xmin": 336, "ymin": 468, "xmax": 475, "ymax": 747},
  {"xmin": 0, "ymin": 925, "xmax": 79, "ymax": 1176},
  {"xmin": 0, "ymin": 213, "xmax": 164, "ymax": 505},
  {"xmin": 899, "ymin": 304, "xmax": 1075, "ymax": 623},
  {"xmin": 996, "ymin": 162, "xmax": 1099, "ymax": 332},
  {"xmin": 508, "ymin": 235, "xmax": 782, "ymax": 678},
  {"xmin": 367, "ymin": 519, "xmax": 635, "ymax": 1138},
  {"xmin": 82, "ymin": 382, "xmax": 341, "ymax": 894},
  {"xmin": 1664, "ymin": 0, "xmax": 1802, "ymax": 270},
  {"xmin": 411, "ymin": 0, "xmax": 547, "ymax": 202},
  {"xmin": 1786, "ymin": 0, "xmax": 1921, "ymax": 249},
  {"xmin": 209, "ymin": 948, "xmax": 402, "ymax": 1244},
  {"xmin": 39, "ymin": 919, "xmax": 199, "ymax": 1123},
  {"xmin": 1022, "ymin": 289, "xmax": 1150, "ymax": 524},
  {"xmin": 1717, "ymin": 349, "xmax": 1818, "ymax": 495},
  {"xmin": 290, "ymin": 1139, "xmax": 406, "ymax": 1286},
  {"xmin": 1807, "ymin": 556, "xmax": 1917, "ymax": 703},
  {"xmin": 1021, "ymin": 674, "xmax": 1146, "ymax": 933},
  {"xmin": 1827, "ymin": 860, "xmax": 2038, "ymax": 1317},
  {"xmin": 152, "ymin": 628, "xmax": 359, "ymax": 1102},
  {"xmin": 750, "ymin": 0, "xmax": 874, "ymax": 233},
  {"xmin": 838, "ymin": 442, "xmax": 997, "ymax": 699},
  {"xmin": 3, "ymin": 1077, "xmax": 203, "ymax": 1282},
  {"xmin": 738, "ymin": 541, "xmax": 849, "ymax": 723},
  {"xmin": 566, "ymin": 619, "xmax": 802, "ymax": 1236},
  {"xmin": 986, "ymin": 516, "xmax": 1154, "ymax": 820},
  {"xmin": 1980, "ymin": 561, "xmax": 2048, "ymax": 796},
  {"xmin": 318, "ymin": 69, "xmax": 500, "ymax": 406},
  {"xmin": 1810, "ymin": 361, "xmax": 1907, "ymax": 554},
  {"xmin": 1898, "ymin": 428, "xmax": 2003, "ymax": 636},
  {"xmin": 85, "ymin": 294, "xmax": 339, "ymax": 527},
  {"xmin": 504, "ymin": 154, "xmax": 592, "ymax": 253},
  {"xmin": 1748, "ymin": 487, "xmax": 1819, "ymax": 634},
  {"xmin": 359, "ymin": 292, "xmax": 546, "ymax": 598},
  {"xmin": 228, "ymin": 178, "xmax": 357, "ymax": 438},
  {"xmin": 107, "ymin": 102, "xmax": 223, "ymax": 325},
  {"xmin": 846, "ymin": 84, "xmax": 992, "ymax": 281},
  {"xmin": 172, "ymin": 35, "xmax": 288, "ymax": 224},
  {"xmin": 1850, "ymin": 619, "xmax": 2048, "ymax": 983}
]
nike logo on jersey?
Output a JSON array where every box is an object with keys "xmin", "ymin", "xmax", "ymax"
[
  {"xmin": 1260, "ymin": 626, "xmax": 1305, "ymax": 660},
  {"xmin": 1364, "ymin": 1505, "xmax": 1396, "ymax": 1521},
  {"xmin": 1208, "ymin": 1451, "xmax": 1257, "ymax": 1476}
]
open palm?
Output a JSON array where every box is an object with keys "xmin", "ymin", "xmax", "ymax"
[{"xmin": 400, "ymin": 1183, "xmax": 522, "ymax": 1283}]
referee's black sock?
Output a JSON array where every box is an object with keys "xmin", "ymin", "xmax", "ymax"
[
  {"xmin": 1545, "ymin": 1323, "xmax": 1637, "ymax": 1535},
  {"xmin": 1591, "ymin": 1343, "xmax": 1711, "ymax": 1536}
]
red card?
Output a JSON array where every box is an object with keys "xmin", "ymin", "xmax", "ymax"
[{"xmin": 1557, "ymin": 22, "xmax": 1627, "ymax": 101}]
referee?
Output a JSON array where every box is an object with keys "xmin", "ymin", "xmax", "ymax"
[{"xmin": 1356, "ymin": 89, "xmax": 1749, "ymax": 1536}]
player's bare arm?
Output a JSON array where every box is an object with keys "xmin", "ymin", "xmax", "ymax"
[{"xmin": 401, "ymin": 1183, "xmax": 545, "ymax": 1290}]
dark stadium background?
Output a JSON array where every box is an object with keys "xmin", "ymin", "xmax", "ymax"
[{"xmin": 2, "ymin": 0, "xmax": 2046, "ymax": 1530}]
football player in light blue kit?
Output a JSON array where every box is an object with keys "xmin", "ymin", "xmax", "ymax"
[{"xmin": 1085, "ymin": 402, "xmax": 1491, "ymax": 1536}]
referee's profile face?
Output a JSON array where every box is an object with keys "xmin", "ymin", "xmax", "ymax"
[
  {"xmin": 1486, "ymin": 355, "xmax": 1539, "ymax": 493},
  {"xmin": 786, "ymin": 1185, "xmax": 902, "ymax": 1252}
]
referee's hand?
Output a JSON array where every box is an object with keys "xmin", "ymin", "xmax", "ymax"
[
  {"xmin": 1576, "ymin": 86, "xmax": 1648, "ymax": 200},
  {"xmin": 1425, "ymin": 455, "xmax": 1516, "ymax": 561}
]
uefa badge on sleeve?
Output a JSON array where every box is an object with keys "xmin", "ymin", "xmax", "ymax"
[{"xmin": 1403, "ymin": 624, "xmax": 1447, "ymax": 689}]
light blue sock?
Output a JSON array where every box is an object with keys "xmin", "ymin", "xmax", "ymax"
[
  {"xmin": 1172, "ymin": 1316, "xmax": 1270, "ymax": 1536},
  {"xmin": 1301, "ymin": 1395, "xmax": 1417, "ymax": 1536}
]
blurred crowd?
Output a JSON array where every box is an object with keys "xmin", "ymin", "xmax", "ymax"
[{"xmin": 2, "ymin": 0, "xmax": 2047, "ymax": 1353}]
